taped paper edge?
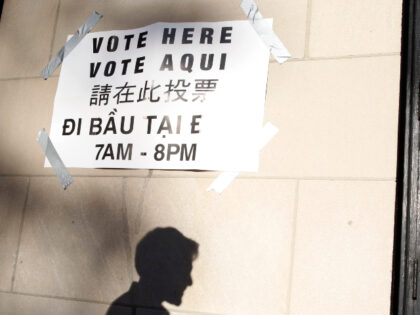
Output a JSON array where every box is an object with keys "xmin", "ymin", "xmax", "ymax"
[
  {"xmin": 37, "ymin": 129, "xmax": 73, "ymax": 190},
  {"xmin": 41, "ymin": 11, "xmax": 103, "ymax": 79},
  {"xmin": 240, "ymin": 0, "xmax": 291, "ymax": 64},
  {"xmin": 207, "ymin": 122, "xmax": 279, "ymax": 194}
]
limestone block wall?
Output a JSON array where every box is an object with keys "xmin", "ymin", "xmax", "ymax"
[{"xmin": 0, "ymin": 0, "xmax": 402, "ymax": 314}]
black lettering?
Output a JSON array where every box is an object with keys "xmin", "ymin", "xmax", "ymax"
[
  {"xmin": 146, "ymin": 116, "xmax": 157, "ymax": 134},
  {"xmin": 77, "ymin": 118, "xmax": 82, "ymax": 135},
  {"xmin": 180, "ymin": 54, "xmax": 194, "ymax": 73},
  {"xmin": 167, "ymin": 144, "xmax": 180, "ymax": 160},
  {"xmin": 90, "ymin": 62, "xmax": 101, "ymax": 78},
  {"xmin": 160, "ymin": 54, "xmax": 173, "ymax": 71},
  {"xmin": 107, "ymin": 36, "xmax": 119, "ymax": 52},
  {"xmin": 137, "ymin": 31, "xmax": 148, "ymax": 48},
  {"xmin": 157, "ymin": 116, "xmax": 173, "ymax": 134},
  {"xmin": 176, "ymin": 116, "xmax": 181, "ymax": 134},
  {"xmin": 117, "ymin": 143, "xmax": 133, "ymax": 160},
  {"xmin": 95, "ymin": 144, "xmax": 104, "ymax": 160},
  {"xmin": 104, "ymin": 61, "xmax": 116, "ymax": 77},
  {"xmin": 191, "ymin": 115, "xmax": 201, "ymax": 133},
  {"xmin": 154, "ymin": 144, "xmax": 165, "ymax": 161},
  {"xmin": 93, "ymin": 37, "xmax": 103, "ymax": 53},
  {"xmin": 180, "ymin": 144, "xmax": 196, "ymax": 161},
  {"xmin": 200, "ymin": 28, "xmax": 214, "ymax": 44},
  {"xmin": 120, "ymin": 116, "xmax": 135, "ymax": 134},
  {"xmin": 103, "ymin": 117, "xmax": 117, "ymax": 134},
  {"xmin": 200, "ymin": 54, "xmax": 214, "ymax": 71},
  {"xmin": 121, "ymin": 59, "xmax": 132, "ymax": 75},
  {"xmin": 135, "ymin": 57, "xmax": 145, "ymax": 73},
  {"xmin": 103, "ymin": 144, "xmax": 114, "ymax": 160},
  {"xmin": 124, "ymin": 34, "xmax": 134, "ymax": 50},
  {"xmin": 90, "ymin": 118, "xmax": 102, "ymax": 135},
  {"xmin": 220, "ymin": 27, "xmax": 232, "ymax": 43},
  {"xmin": 62, "ymin": 119, "xmax": 75, "ymax": 135},
  {"xmin": 220, "ymin": 53, "xmax": 227, "ymax": 70},
  {"xmin": 182, "ymin": 28, "xmax": 194, "ymax": 44},
  {"xmin": 162, "ymin": 28, "xmax": 176, "ymax": 44}
]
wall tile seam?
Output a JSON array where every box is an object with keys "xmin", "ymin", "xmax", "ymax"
[
  {"xmin": 0, "ymin": 290, "xmax": 225, "ymax": 315},
  {"xmin": 303, "ymin": 0, "xmax": 313, "ymax": 58},
  {"xmin": 0, "ymin": 175, "xmax": 397, "ymax": 181},
  {"xmin": 19, "ymin": 175, "xmax": 127, "ymax": 180},
  {"xmin": 285, "ymin": 180, "xmax": 300, "ymax": 315},
  {"xmin": 0, "ymin": 75, "xmax": 59, "ymax": 82},
  {"xmin": 121, "ymin": 178, "xmax": 133, "ymax": 283},
  {"xmin": 165, "ymin": 307, "xmax": 225, "ymax": 315},
  {"xmin": 48, "ymin": 0, "xmax": 61, "ymax": 61},
  {"xmin": 283, "ymin": 52, "xmax": 401, "ymax": 63},
  {"xmin": 0, "ymin": 289, "xmax": 112, "ymax": 306},
  {"xmin": 10, "ymin": 177, "xmax": 30, "ymax": 292},
  {"xmin": 149, "ymin": 175, "xmax": 397, "ymax": 181}
]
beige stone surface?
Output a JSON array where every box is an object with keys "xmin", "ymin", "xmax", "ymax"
[
  {"xmin": 255, "ymin": 0, "xmax": 307, "ymax": 59},
  {"xmin": 260, "ymin": 56, "xmax": 400, "ymax": 178},
  {"xmin": 0, "ymin": 177, "xmax": 28, "ymax": 290},
  {"xmin": 0, "ymin": 0, "xmax": 59, "ymax": 79},
  {"xmin": 0, "ymin": 292, "xmax": 131, "ymax": 315},
  {"xmin": 289, "ymin": 180, "xmax": 396, "ymax": 315},
  {"xmin": 52, "ymin": 0, "xmax": 306, "ymax": 72},
  {"xmin": 156, "ymin": 56, "xmax": 400, "ymax": 179},
  {"xmin": 0, "ymin": 79, "xmax": 56, "ymax": 176},
  {"xmin": 309, "ymin": 0, "xmax": 402, "ymax": 57},
  {"xmin": 125, "ymin": 178, "xmax": 296, "ymax": 315},
  {"xmin": 13, "ymin": 177, "xmax": 132, "ymax": 303}
]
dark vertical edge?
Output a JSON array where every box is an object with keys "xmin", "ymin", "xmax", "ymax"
[
  {"xmin": 392, "ymin": 0, "xmax": 419, "ymax": 314},
  {"xmin": 391, "ymin": 0, "xmax": 406, "ymax": 305},
  {"xmin": 392, "ymin": 0, "xmax": 411, "ymax": 310},
  {"xmin": 0, "ymin": 0, "xmax": 4, "ymax": 20},
  {"xmin": 409, "ymin": 0, "xmax": 420, "ymax": 313}
]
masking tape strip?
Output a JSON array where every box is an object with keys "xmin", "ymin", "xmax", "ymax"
[
  {"xmin": 41, "ymin": 11, "xmax": 103, "ymax": 79},
  {"xmin": 240, "ymin": 0, "xmax": 291, "ymax": 64},
  {"xmin": 207, "ymin": 122, "xmax": 279, "ymax": 194},
  {"xmin": 37, "ymin": 129, "xmax": 73, "ymax": 190}
]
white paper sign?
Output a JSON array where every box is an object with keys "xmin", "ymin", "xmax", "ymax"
[{"xmin": 49, "ymin": 20, "xmax": 270, "ymax": 172}]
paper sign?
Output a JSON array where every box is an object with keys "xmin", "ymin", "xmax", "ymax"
[{"xmin": 48, "ymin": 20, "xmax": 270, "ymax": 171}]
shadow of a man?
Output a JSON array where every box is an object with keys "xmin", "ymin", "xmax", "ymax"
[{"xmin": 106, "ymin": 227, "xmax": 199, "ymax": 315}]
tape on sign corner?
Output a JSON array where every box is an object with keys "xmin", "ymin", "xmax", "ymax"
[
  {"xmin": 258, "ymin": 121, "xmax": 279, "ymax": 149},
  {"xmin": 37, "ymin": 128, "xmax": 73, "ymax": 190},
  {"xmin": 41, "ymin": 11, "xmax": 103, "ymax": 80},
  {"xmin": 240, "ymin": 0, "xmax": 291, "ymax": 64},
  {"xmin": 207, "ymin": 122, "xmax": 279, "ymax": 194},
  {"xmin": 206, "ymin": 171, "xmax": 239, "ymax": 194}
]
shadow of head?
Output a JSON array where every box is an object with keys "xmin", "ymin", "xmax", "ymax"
[{"xmin": 135, "ymin": 227, "xmax": 199, "ymax": 306}]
